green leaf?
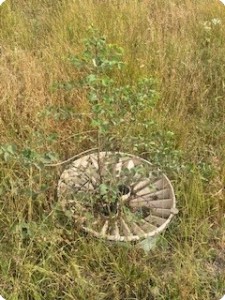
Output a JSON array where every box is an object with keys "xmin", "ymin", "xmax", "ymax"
[
  {"xmin": 99, "ymin": 184, "xmax": 108, "ymax": 195},
  {"xmin": 5, "ymin": 144, "xmax": 17, "ymax": 155},
  {"xmin": 86, "ymin": 74, "xmax": 98, "ymax": 84},
  {"xmin": 3, "ymin": 152, "xmax": 10, "ymax": 161}
]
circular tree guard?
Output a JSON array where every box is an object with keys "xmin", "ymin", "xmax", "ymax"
[{"xmin": 57, "ymin": 151, "xmax": 178, "ymax": 242}]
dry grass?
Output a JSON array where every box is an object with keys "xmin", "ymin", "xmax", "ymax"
[{"xmin": 0, "ymin": 0, "xmax": 225, "ymax": 299}]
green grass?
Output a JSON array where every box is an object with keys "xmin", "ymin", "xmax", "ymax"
[{"xmin": 0, "ymin": 0, "xmax": 225, "ymax": 299}]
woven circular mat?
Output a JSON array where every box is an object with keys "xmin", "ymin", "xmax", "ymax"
[{"xmin": 57, "ymin": 151, "xmax": 178, "ymax": 242}]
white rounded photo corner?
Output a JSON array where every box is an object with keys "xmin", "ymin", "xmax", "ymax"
[
  {"xmin": 0, "ymin": 296, "xmax": 6, "ymax": 300},
  {"xmin": 0, "ymin": 0, "xmax": 6, "ymax": 5},
  {"xmin": 220, "ymin": 296, "xmax": 225, "ymax": 300},
  {"xmin": 219, "ymin": 0, "xmax": 225, "ymax": 4}
]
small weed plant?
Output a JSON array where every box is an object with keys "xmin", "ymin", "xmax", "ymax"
[
  {"xmin": 64, "ymin": 27, "xmax": 159, "ymax": 150},
  {"xmin": 56, "ymin": 27, "xmax": 164, "ymax": 216}
]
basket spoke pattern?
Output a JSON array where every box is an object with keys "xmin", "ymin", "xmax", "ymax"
[{"xmin": 57, "ymin": 151, "xmax": 177, "ymax": 241}]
